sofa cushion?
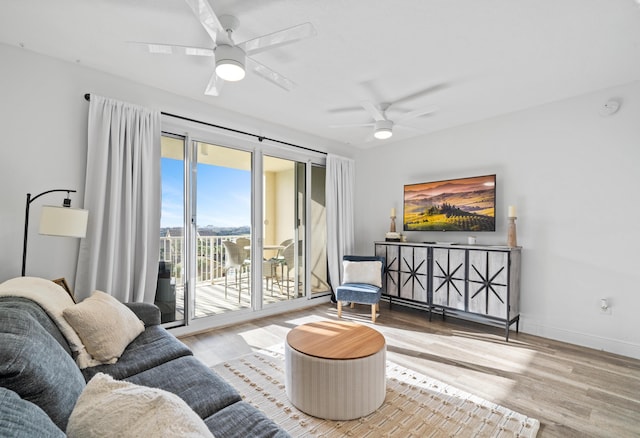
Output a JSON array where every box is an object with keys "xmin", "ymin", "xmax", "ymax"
[
  {"xmin": 204, "ymin": 400, "xmax": 291, "ymax": 438},
  {"xmin": 0, "ymin": 387, "xmax": 65, "ymax": 438},
  {"xmin": 0, "ymin": 277, "xmax": 100, "ymax": 369},
  {"xmin": 81, "ymin": 324, "xmax": 193, "ymax": 381},
  {"xmin": 0, "ymin": 308, "xmax": 85, "ymax": 431},
  {"xmin": 126, "ymin": 355, "xmax": 242, "ymax": 419},
  {"xmin": 63, "ymin": 290, "xmax": 145, "ymax": 363},
  {"xmin": 124, "ymin": 302, "xmax": 161, "ymax": 326},
  {"xmin": 67, "ymin": 373, "xmax": 213, "ymax": 438},
  {"xmin": 0, "ymin": 297, "xmax": 72, "ymax": 355}
]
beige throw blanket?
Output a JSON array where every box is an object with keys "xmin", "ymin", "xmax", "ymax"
[{"xmin": 0, "ymin": 276, "xmax": 105, "ymax": 368}]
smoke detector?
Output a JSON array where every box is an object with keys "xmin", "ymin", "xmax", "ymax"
[{"xmin": 599, "ymin": 99, "xmax": 620, "ymax": 117}]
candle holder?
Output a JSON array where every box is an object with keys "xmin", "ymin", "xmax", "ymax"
[
  {"xmin": 389, "ymin": 215, "xmax": 396, "ymax": 233},
  {"xmin": 507, "ymin": 216, "xmax": 517, "ymax": 247}
]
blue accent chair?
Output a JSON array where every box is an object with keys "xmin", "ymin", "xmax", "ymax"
[{"xmin": 335, "ymin": 255, "xmax": 385, "ymax": 322}]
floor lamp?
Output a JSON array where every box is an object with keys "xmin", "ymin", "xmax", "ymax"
[{"xmin": 22, "ymin": 189, "xmax": 89, "ymax": 276}]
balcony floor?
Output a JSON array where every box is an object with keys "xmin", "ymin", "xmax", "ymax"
[{"xmin": 156, "ymin": 276, "xmax": 300, "ymax": 322}]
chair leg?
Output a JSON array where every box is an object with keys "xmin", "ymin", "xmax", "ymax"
[
  {"xmin": 337, "ymin": 301, "xmax": 342, "ymax": 318},
  {"xmin": 350, "ymin": 302, "xmax": 355, "ymax": 309},
  {"xmin": 235, "ymin": 268, "xmax": 241, "ymax": 303},
  {"xmin": 371, "ymin": 304, "xmax": 377, "ymax": 323}
]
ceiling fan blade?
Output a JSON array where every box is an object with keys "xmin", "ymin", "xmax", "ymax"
[
  {"xmin": 327, "ymin": 105, "xmax": 368, "ymax": 114},
  {"xmin": 329, "ymin": 123, "xmax": 375, "ymax": 129},
  {"xmin": 204, "ymin": 71, "xmax": 223, "ymax": 96},
  {"xmin": 360, "ymin": 101, "xmax": 386, "ymax": 122},
  {"xmin": 392, "ymin": 83, "xmax": 449, "ymax": 106},
  {"xmin": 396, "ymin": 124, "xmax": 425, "ymax": 134},
  {"xmin": 246, "ymin": 57, "xmax": 295, "ymax": 91},
  {"xmin": 129, "ymin": 41, "xmax": 214, "ymax": 56},
  {"xmin": 396, "ymin": 105, "xmax": 439, "ymax": 123},
  {"xmin": 183, "ymin": 0, "xmax": 224, "ymax": 44},
  {"xmin": 238, "ymin": 22, "xmax": 317, "ymax": 56}
]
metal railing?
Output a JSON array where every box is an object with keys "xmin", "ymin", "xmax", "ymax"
[{"xmin": 159, "ymin": 234, "xmax": 251, "ymax": 285}]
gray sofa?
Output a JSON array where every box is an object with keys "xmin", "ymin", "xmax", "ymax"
[{"xmin": 0, "ymin": 296, "xmax": 290, "ymax": 438}]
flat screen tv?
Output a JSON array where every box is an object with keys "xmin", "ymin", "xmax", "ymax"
[{"xmin": 403, "ymin": 174, "xmax": 496, "ymax": 232}]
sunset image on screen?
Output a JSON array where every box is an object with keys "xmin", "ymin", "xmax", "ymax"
[{"xmin": 403, "ymin": 175, "xmax": 496, "ymax": 232}]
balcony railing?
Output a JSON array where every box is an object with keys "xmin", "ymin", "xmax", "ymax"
[{"xmin": 159, "ymin": 234, "xmax": 251, "ymax": 285}]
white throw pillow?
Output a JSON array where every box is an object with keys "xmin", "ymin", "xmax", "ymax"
[
  {"xmin": 342, "ymin": 260, "xmax": 382, "ymax": 287},
  {"xmin": 66, "ymin": 373, "xmax": 214, "ymax": 438},
  {"xmin": 62, "ymin": 290, "xmax": 144, "ymax": 363}
]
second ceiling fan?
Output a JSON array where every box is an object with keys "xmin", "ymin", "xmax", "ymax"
[
  {"xmin": 331, "ymin": 100, "xmax": 439, "ymax": 141},
  {"xmin": 138, "ymin": 0, "xmax": 316, "ymax": 96},
  {"xmin": 329, "ymin": 83, "xmax": 447, "ymax": 141}
]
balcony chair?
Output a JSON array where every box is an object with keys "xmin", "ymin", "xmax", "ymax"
[
  {"xmin": 263, "ymin": 238, "xmax": 294, "ymax": 295},
  {"xmin": 235, "ymin": 237, "xmax": 251, "ymax": 263},
  {"xmin": 271, "ymin": 241, "xmax": 297, "ymax": 298},
  {"xmin": 222, "ymin": 240, "xmax": 249, "ymax": 303},
  {"xmin": 335, "ymin": 255, "xmax": 386, "ymax": 323},
  {"xmin": 273, "ymin": 238, "xmax": 293, "ymax": 262}
]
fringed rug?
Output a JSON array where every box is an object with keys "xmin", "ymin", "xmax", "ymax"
[{"xmin": 213, "ymin": 350, "xmax": 539, "ymax": 437}]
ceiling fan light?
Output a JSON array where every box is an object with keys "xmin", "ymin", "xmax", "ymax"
[
  {"xmin": 374, "ymin": 120, "xmax": 394, "ymax": 139},
  {"xmin": 374, "ymin": 128, "xmax": 393, "ymax": 140},
  {"xmin": 215, "ymin": 44, "xmax": 246, "ymax": 81}
]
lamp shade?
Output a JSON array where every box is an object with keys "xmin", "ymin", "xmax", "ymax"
[{"xmin": 39, "ymin": 206, "xmax": 88, "ymax": 238}]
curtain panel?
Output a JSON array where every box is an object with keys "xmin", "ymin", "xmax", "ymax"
[
  {"xmin": 325, "ymin": 154, "xmax": 355, "ymax": 294},
  {"xmin": 75, "ymin": 95, "xmax": 161, "ymax": 303}
]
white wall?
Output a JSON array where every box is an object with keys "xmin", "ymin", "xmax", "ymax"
[
  {"xmin": 354, "ymin": 81, "xmax": 640, "ymax": 359},
  {"xmin": 0, "ymin": 43, "xmax": 346, "ymax": 289}
]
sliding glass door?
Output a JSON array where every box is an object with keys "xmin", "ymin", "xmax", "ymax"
[
  {"xmin": 157, "ymin": 127, "xmax": 329, "ymax": 329},
  {"xmin": 157, "ymin": 134, "xmax": 186, "ymax": 325},
  {"xmin": 310, "ymin": 165, "xmax": 329, "ymax": 295},
  {"xmin": 194, "ymin": 141, "xmax": 252, "ymax": 318},
  {"xmin": 262, "ymin": 156, "xmax": 305, "ymax": 305}
]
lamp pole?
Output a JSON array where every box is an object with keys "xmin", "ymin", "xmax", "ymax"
[{"xmin": 22, "ymin": 189, "xmax": 76, "ymax": 276}]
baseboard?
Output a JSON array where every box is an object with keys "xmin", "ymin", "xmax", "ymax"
[{"xmin": 520, "ymin": 317, "xmax": 640, "ymax": 360}]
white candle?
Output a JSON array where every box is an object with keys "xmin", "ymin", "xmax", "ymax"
[
  {"xmin": 391, "ymin": 208, "xmax": 396, "ymax": 217},
  {"xmin": 508, "ymin": 205, "xmax": 517, "ymax": 217}
]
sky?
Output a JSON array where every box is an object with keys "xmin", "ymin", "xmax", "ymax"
[{"xmin": 161, "ymin": 157, "xmax": 251, "ymax": 228}]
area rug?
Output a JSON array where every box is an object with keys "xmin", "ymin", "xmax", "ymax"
[{"xmin": 213, "ymin": 350, "xmax": 540, "ymax": 437}]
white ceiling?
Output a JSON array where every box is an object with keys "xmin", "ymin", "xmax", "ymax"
[{"xmin": 2, "ymin": 0, "xmax": 639, "ymax": 149}]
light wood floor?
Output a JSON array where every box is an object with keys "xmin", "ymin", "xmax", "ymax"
[{"xmin": 178, "ymin": 302, "xmax": 640, "ymax": 438}]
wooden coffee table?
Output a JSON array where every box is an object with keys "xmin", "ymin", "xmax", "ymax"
[{"xmin": 284, "ymin": 320, "xmax": 386, "ymax": 420}]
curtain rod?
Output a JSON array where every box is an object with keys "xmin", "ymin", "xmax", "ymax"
[{"xmin": 84, "ymin": 93, "xmax": 326, "ymax": 155}]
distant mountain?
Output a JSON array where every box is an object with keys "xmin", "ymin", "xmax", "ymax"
[{"xmin": 161, "ymin": 225, "xmax": 250, "ymax": 237}]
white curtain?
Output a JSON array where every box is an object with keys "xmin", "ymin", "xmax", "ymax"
[
  {"xmin": 75, "ymin": 95, "xmax": 161, "ymax": 303},
  {"xmin": 326, "ymin": 154, "xmax": 355, "ymax": 293}
]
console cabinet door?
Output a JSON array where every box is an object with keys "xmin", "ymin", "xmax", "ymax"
[
  {"xmin": 467, "ymin": 250, "xmax": 509, "ymax": 318},
  {"xmin": 432, "ymin": 248, "xmax": 466, "ymax": 310},
  {"xmin": 398, "ymin": 246, "xmax": 428, "ymax": 302},
  {"xmin": 375, "ymin": 244, "xmax": 399, "ymax": 297}
]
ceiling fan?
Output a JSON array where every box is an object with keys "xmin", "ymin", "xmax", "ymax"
[
  {"xmin": 329, "ymin": 83, "xmax": 447, "ymax": 140},
  {"xmin": 135, "ymin": 0, "xmax": 316, "ymax": 96},
  {"xmin": 330, "ymin": 100, "xmax": 439, "ymax": 140}
]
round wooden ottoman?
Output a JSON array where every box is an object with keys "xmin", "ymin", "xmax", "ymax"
[{"xmin": 284, "ymin": 320, "xmax": 386, "ymax": 420}]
